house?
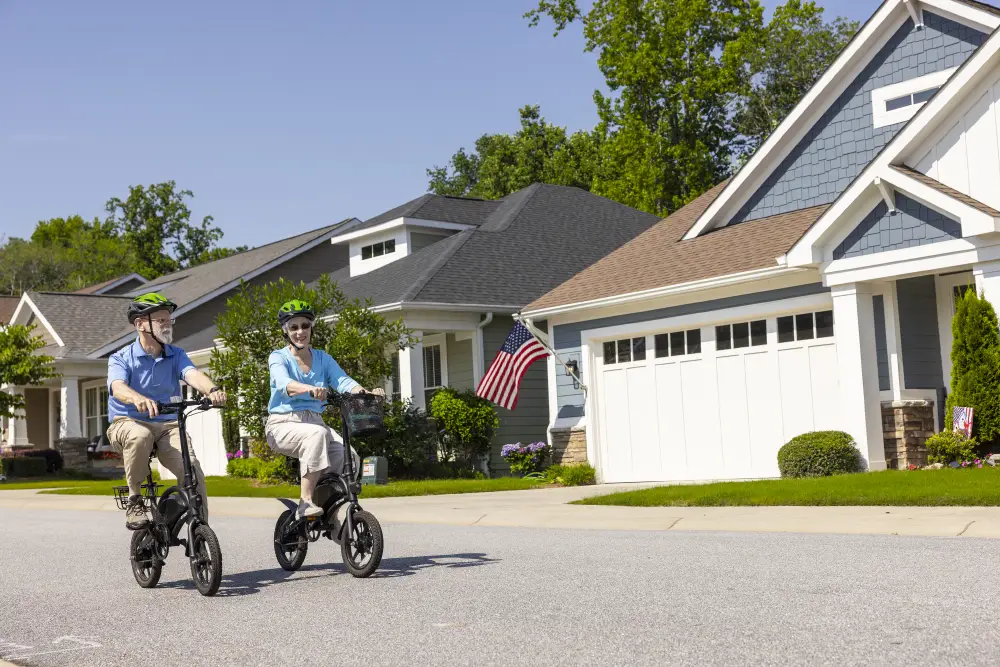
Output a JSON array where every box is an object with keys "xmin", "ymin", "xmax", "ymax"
[
  {"xmin": 521, "ymin": 0, "xmax": 1000, "ymax": 484},
  {"xmin": 3, "ymin": 219, "xmax": 360, "ymax": 474},
  {"xmin": 315, "ymin": 184, "xmax": 660, "ymax": 472}
]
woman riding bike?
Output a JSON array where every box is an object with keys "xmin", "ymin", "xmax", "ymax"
[{"xmin": 265, "ymin": 300, "xmax": 382, "ymax": 519}]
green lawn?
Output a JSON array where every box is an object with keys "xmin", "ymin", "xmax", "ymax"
[
  {"xmin": 576, "ymin": 468, "xmax": 1000, "ymax": 507},
  {"xmin": 0, "ymin": 475, "xmax": 545, "ymax": 498}
]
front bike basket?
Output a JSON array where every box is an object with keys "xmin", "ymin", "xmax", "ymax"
[
  {"xmin": 343, "ymin": 393, "xmax": 385, "ymax": 438},
  {"xmin": 113, "ymin": 481, "xmax": 160, "ymax": 510}
]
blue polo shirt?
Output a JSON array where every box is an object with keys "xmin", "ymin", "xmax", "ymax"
[{"xmin": 107, "ymin": 340, "xmax": 197, "ymax": 422}]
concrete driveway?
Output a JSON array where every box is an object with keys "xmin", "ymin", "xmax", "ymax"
[{"xmin": 4, "ymin": 507, "xmax": 1000, "ymax": 666}]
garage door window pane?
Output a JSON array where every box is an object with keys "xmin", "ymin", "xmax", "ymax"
[
  {"xmin": 733, "ymin": 322, "xmax": 750, "ymax": 348},
  {"xmin": 654, "ymin": 334, "xmax": 669, "ymax": 358},
  {"xmin": 716, "ymin": 325, "xmax": 731, "ymax": 350},
  {"xmin": 750, "ymin": 320, "xmax": 767, "ymax": 346},
  {"xmin": 617, "ymin": 339, "xmax": 632, "ymax": 363},
  {"xmin": 686, "ymin": 329, "xmax": 701, "ymax": 354},
  {"xmin": 603, "ymin": 341, "xmax": 616, "ymax": 364},
  {"xmin": 670, "ymin": 331, "xmax": 685, "ymax": 356},
  {"xmin": 796, "ymin": 313, "xmax": 814, "ymax": 340},
  {"xmin": 815, "ymin": 310, "xmax": 834, "ymax": 338},
  {"xmin": 777, "ymin": 316, "xmax": 794, "ymax": 343},
  {"xmin": 632, "ymin": 337, "xmax": 646, "ymax": 361}
]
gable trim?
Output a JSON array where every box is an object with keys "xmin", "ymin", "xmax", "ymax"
[
  {"xmin": 12, "ymin": 294, "xmax": 65, "ymax": 347},
  {"xmin": 683, "ymin": 0, "xmax": 1000, "ymax": 241},
  {"xmin": 88, "ymin": 225, "xmax": 354, "ymax": 358},
  {"xmin": 789, "ymin": 21, "xmax": 1000, "ymax": 266},
  {"xmin": 330, "ymin": 217, "xmax": 478, "ymax": 245}
]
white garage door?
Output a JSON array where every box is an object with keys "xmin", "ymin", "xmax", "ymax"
[{"xmin": 595, "ymin": 308, "xmax": 840, "ymax": 483}]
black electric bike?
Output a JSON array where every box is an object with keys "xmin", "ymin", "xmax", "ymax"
[
  {"xmin": 272, "ymin": 390, "xmax": 385, "ymax": 578},
  {"xmin": 113, "ymin": 397, "xmax": 224, "ymax": 596}
]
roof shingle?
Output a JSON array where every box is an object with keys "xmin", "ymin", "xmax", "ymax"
[
  {"xmin": 25, "ymin": 292, "xmax": 134, "ymax": 358},
  {"xmin": 891, "ymin": 164, "xmax": 1000, "ymax": 217}
]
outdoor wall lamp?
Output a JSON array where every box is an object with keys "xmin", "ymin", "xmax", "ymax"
[{"xmin": 565, "ymin": 359, "xmax": 580, "ymax": 390}]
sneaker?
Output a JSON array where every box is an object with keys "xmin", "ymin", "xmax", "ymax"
[
  {"xmin": 295, "ymin": 500, "xmax": 323, "ymax": 520},
  {"xmin": 125, "ymin": 496, "xmax": 150, "ymax": 530}
]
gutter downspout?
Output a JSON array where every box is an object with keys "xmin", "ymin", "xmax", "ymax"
[{"xmin": 473, "ymin": 312, "xmax": 493, "ymax": 387}]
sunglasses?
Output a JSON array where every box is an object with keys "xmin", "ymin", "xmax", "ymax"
[{"xmin": 287, "ymin": 323, "xmax": 312, "ymax": 333}]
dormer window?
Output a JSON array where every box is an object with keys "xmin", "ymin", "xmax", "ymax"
[{"xmin": 361, "ymin": 239, "xmax": 395, "ymax": 260}]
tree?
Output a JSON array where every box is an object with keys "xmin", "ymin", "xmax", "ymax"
[
  {"xmin": 728, "ymin": 0, "xmax": 858, "ymax": 161},
  {"xmin": 946, "ymin": 288, "xmax": 1000, "ymax": 446},
  {"xmin": 104, "ymin": 181, "xmax": 228, "ymax": 277},
  {"xmin": 209, "ymin": 276, "xmax": 415, "ymax": 441},
  {"xmin": 427, "ymin": 105, "xmax": 599, "ymax": 199},
  {"xmin": 0, "ymin": 325, "xmax": 59, "ymax": 420},
  {"xmin": 0, "ymin": 236, "xmax": 75, "ymax": 296}
]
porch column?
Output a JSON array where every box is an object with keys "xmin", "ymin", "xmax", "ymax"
[
  {"xmin": 832, "ymin": 283, "xmax": 886, "ymax": 470},
  {"xmin": 7, "ymin": 386, "xmax": 29, "ymax": 447},
  {"xmin": 973, "ymin": 260, "xmax": 1000, "ymax": 313},
  {"xmin": 880, "ymin": 282, "xmax": 906, "ymax": 400},
  {"xmin": 59, "ymin": 377, "xmax": 82, "ymax": 439},
  {"xmin": 399, "ymin": 331, "xmax": 426, "ymax": 412}
]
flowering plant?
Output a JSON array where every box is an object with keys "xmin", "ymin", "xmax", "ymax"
[
  {"xmin": 501, "ymin": 441, "xmax": 551, "ymax": 475},
  {"xmin": 87, "ymin": 450, "xmax": 122, "ymax": 461},
  {"xmin": 226, "ymin": 450, "xmax": 245, "ymax": 461}
]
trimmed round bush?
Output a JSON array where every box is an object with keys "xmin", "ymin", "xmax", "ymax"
[{"xmin": 777, "ymin": 431, "xmax": 863, "ymax": 478}]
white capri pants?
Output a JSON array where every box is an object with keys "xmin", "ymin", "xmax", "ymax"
[{"xmin": 265, "ymin": 411, "xmax": 361, "ymax": 480}]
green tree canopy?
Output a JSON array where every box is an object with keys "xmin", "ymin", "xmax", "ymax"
[{"xmin": 0, "ymin": 324, "xmax": 59, "ymax": 420}]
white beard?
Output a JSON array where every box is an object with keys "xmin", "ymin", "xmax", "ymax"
[{"xmin": 156, "ymin": 327, "xmax": 174, "ymax": 344}]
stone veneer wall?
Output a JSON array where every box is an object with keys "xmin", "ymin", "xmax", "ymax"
[
  {"xmin": 550, "ymin": 427, "xmax": 587, "ymax": 465},
  {"xmin": 882, "ymin": 400, "xmax": 935, "ymax": 469}
]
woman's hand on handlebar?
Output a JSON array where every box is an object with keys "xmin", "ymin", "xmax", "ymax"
[
  {"xmin": 309, "ymin": 386, "xmax": 329, "ymax": 401},
  {"xmin": 350, "ymin": 385, "xmax": 385, "ymax": 397}
]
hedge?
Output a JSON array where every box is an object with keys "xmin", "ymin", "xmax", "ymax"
[
  {"xmin": 0, "ymin": 456, "xmax": 47, "ymax": 478},
  {"xmin": 777, "ymin": 431, "xmax": 863, "ymax": 478}
]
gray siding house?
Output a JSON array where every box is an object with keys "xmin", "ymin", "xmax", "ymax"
[{"xmin": 522, "ymin": 0, "xmax": 1000, "ymax": 484}]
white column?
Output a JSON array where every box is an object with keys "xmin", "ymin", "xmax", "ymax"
[
  {"xmin": 48, "ymin": 389, "xmax": 58, "ymax": 448},
  {"xmin": 399, "ymin": 332, "xmax": 425, "ymax": 412},
  {"xmin": 8, "ymin": 386, "xmax": 29, "ymax": 447},
  {"xmin": 59, "ymin": 377, "xmax": 82, "ymax": 439},
  {"xmin": 881, "ymin": 281, "xmax": 906, "ymax": 400},
  {"xmin": 974, "ymin": 260, "xmax": 1000, "ymax": 313},
  {"xmin": 472, "ymin": 328, "xmax": 484, "ymax": 388},
  {"xmin": 832, "ymin": 283, "xmax": 886, "ymax": 470}
]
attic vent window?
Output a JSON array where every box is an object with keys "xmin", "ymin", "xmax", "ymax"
[
  {"xmin": 361, "ymin": 239, "xmax": 395, "ymax": 260},
  {"xmin": 871, "ymin": 68, "xmax": 955, "ymax": 129}
]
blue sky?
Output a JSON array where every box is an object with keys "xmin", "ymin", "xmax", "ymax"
[{"xmin": 0, "ymin": 0, "xmax": 877, "ymax": 250}]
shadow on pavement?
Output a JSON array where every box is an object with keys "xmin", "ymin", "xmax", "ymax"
[{"xmin": 155, "ymin": 552, "xmax": 500, "ymax": 597}]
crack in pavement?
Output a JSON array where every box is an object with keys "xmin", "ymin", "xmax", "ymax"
[{"xmin": 958, "ymin": 521, "xmax": 975, "ymax": 536}]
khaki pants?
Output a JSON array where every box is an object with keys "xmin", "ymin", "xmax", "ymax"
[
  {"xmin": 265, "ymin": 411, "xmax": 361, "ymax": 481},
  {"xmin": 107, "ymin": 417, "xmax": 209, "ymax": 519}
]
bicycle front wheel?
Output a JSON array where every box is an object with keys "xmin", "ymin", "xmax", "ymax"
[
  {"xmin": 190, "ymin": 524, "xmax": 223, "ymax": 596},
  {"xmin": 130, "ymin": 527, "xmax": 162, "ymax": 589}
]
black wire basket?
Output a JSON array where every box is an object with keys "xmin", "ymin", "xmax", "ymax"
[
  {"xmin": 113, "ymin": 481, "xmax": 160, "ymax": 511},
  {"xmin": 342, "ymin": 393, "xmax": 386, "ymax": 439}
]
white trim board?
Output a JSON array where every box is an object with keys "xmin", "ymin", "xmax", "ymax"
[
  {"xmin": 822, "ymin": 236, "xmax": 1000, "ymax": 286},
  {"xmin": 684, "ymin": 0, "xmax": 1000, "ymax": 242},
  {"xmin": 11, "ymin": 294, "xmax": 65, "ymax": 347},
  {"xmin": 330, "ymin": 217, "xmax": 477, "ymax": 245},
  {"xmin": 789, "ymin": 24, "xmax": 1000, "ymax": 266},
  {"xmin": 90, "ymin": 225, "xmax": 356, "ymax": 359}
]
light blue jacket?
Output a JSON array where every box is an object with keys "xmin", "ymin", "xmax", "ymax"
[{"xmin": 267, "ymin": 347, "xmax": 360, "ymax": 414}]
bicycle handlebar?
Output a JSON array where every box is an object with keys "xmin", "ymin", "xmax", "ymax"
[{"xmin": 157, "ymin": 397, "xmax": 221, "ymax": 413}]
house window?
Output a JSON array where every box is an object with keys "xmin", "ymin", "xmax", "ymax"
[
  {"xmin": 715, "ymin": 320, "xmax": 766, "ymax": 351},
  {"xmin": 361, "ymin": 239, "xmax": 396, "ymax": 261},
  {"xmin": 777, "ymin": 311, "xmax": 834, "ymax": 343},
  {"xmin": 654, "ymin": 329, "xmax": 701, "ymax": 358},
  {"xmin": 423, "ymin": 345, "xmax": 442, "ymax": 389},
  {"xmin": 871, "ymin": 68, "xmax": 955, "ymax": 129},
  {"xmin": 84, "ymin": 386, "xmax": 110, "ymax": 440},
  {"xmin": 603, "ymin": 337, "xmax": 646, "ymax": 365}
]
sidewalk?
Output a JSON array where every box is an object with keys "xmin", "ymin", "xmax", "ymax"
[{"xmin": 4, "ymin": 485, "xmax": 1000, "ymax": 537}]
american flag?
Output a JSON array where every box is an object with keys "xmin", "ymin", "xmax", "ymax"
[
  {"xmin": 953, "ymin": 406, "xmax": 974, "ymax": 438},
  {"xmin": 476, "ymin": 321, "xmax": 549, "ymax": 410}
]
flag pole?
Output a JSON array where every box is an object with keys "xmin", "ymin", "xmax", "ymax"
[{"xmin": 513, "ymin": 312, "xmax": 588, "ymax": 394}]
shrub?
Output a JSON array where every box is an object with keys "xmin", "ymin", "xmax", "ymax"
[
  {"xmin": 249, "ymin": 439, "xmax": 277, "ymax": 462},
  {"xmin": 946, "ymin": 288, "xmax": 1000, "ymax": 446},
  {"xmin": 777, "ymin": 431, "xmax": 863, "ymax": 478},
  {"xmin": 226, "ymin": 455, "xmax": 297, "ymax": 484},
  {"xmin": 430, "ymin": 388, "xmax": 499, "ymax": 469},
  {"xmin": 501, "ymin": 442, "xmax": 551, "ymax": 475},
  {"xmin": 0, "ymin": 455, "xmax": 47, "ymax": 478},
  {"xmin": 926, "ymin": 430, "xmax": 978, "ymax": 464},
  {"xmin": 544, "ymin": 463, "xmax": 596, "ymax": 486},
  {"xmin": 21, "ymin": 449, "xmax": 63, "ymax": 473},
  {"xmin": 227, "ymin": 458, "xmax": 262, "ymax": 479},
  {"xmin": 353, "ymin": 399, "xmax": 439, "ymax": 478}
]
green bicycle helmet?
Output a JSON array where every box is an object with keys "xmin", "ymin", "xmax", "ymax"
[
  {"xmin": 278, "ymin": 299, "xmax": 315, "ymax": 326},
  {"xmin": 127, "ymin": 292, "xmax": 177, "ymax": 324}
]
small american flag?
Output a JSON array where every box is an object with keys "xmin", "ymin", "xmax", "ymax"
[
  {"xmin": 476, "ymin": 321, "xmax": 548, "ymax": 410},
  {"xmin": 953, "ymin": 406, "xmax": 974, "ymax": 438}
]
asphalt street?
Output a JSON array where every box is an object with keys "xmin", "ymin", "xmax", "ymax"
[{"xmin": 2, "ymin": 507, "xmax": 1000, "ymax": 667}]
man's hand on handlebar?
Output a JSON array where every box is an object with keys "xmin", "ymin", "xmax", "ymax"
[
  {"xmin": 134, "ymin": 395, "xmax": 160, "ymax": 418},
  {"xmin": 208, "ymin": 388, "xmax": 227, "ymax": 407}
]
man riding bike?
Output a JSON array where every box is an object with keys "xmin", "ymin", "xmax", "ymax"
[
  {"xmin": 265, "ymin": 300, "xmax": 382, "ymax": 519},
  {"xmin": 106, "ymin": 292, "xmax": 227, "ymax": 530}
]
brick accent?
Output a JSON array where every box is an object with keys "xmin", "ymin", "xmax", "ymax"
[
  {"xmin": 882, "ymin": 400, "xmax": 935, "ymax": 469},
  {"xmin": 550, "ymin": 427, "xmax": 587, "ymax": 465}
]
